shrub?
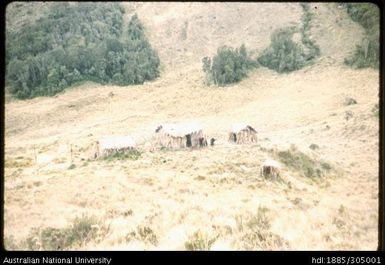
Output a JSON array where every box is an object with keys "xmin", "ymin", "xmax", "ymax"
[
  {"xmin": 137, "ymin": 226, "xmax": 158, "ymax": 245},
  {"xmin": 343, "ymin": 3, "xmax": 379, "ymax": 68},
  {"xmin": 202, "ymin": 44, "xmax": 257, "ymax": 86},
  {"xmin": 185, "ymin": 230, "xmax": 218, "ymax": 250},
  {"xmin": 234, "ymin": 208, "xmax": 289, "ymax": 250},
  {"xmin": 258, "ymin": 3, "xmax": 320, "ymax": 73},
  {"xmin": 344, "ymin": 34, "xmax": 379, "ymax": 68},
  {"xmin": 126, "ymin": 225, "xmax": 158, "ymax": 246},
  {"xmin": 258, "ymin": 27, "xmax": 306, "ymax": 73},
  {"xmin": 103, "ymin": 149, "xmax": 142, "ymax": 161},
  {"xmin": 23, "ymin": 215, "xmax": 108, "ymax": 250}
]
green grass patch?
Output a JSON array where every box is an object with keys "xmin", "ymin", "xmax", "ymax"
[{"xmin": 102, "ymin": 149, "xmax": 142, "ymax": 161}]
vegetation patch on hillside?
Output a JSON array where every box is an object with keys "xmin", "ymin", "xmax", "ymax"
[
  {"xmin": 185, "ymin": 230, "xmax": 219, "ymax": 250},
  {"xmin": 271, "ymin": 145, "xmax": 333, "ymax": 179},
  {"xmin": 126, "ymin": 225, "xmax": 158, "ymax": 246},
  {"xmin": 6, "ymin": 215, "xmax": 109, "ymax": 250},
  {"xmin": 6, "ymin": 3, "xmax": 160, "ymax": 99},
  {"xmin": 343, "ymin": 3, "xmax": 379, "ymax": 69},
  {"xmin": 258, "ymin": 3, "xmax": 320, "ymax": 73},
  {"xmin": 101, "ymin": 149, "xmax": 142, "ymax": 161},
  {"xmin": 233, "ymin": 208, "xmax": 289, "ymax": 250},
  {"xmin": 202, "ymin": 44, "xmax": 257, "ymax": 86}
]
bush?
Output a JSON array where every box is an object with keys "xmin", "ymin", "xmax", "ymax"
[
  {"xmin": 258, "ymin": 4, "xmax": 320, "ymax": 73},
  {"xmin": 258, "ymin": 27, "xmax": 306, "ymax": 73},
  {"xmin": 202, "ymin": 44, "xmax": 257, "ymax": 86},
  {"xmin": 185, "ymin": 230, "xmax": 218, "ymax": 250},
  {"xmin": 23, "ymin": 215, "xmax": 108, "ymax": 250},
  {"xmin": 343, "ymin": 3, "xmax": 379, "ymax": 68},
  {"xmin": 6, "ymin": 3, "xmax": 160, "ymax": 99},
  {"xmin": 126, "ymin": 225, "xmax": 158, "ymax": 246},
  {"xmin": 344, "ymin": 34, "xmax": 379, "ymax": 68},
  {"xmin": 102, "ymin": 149, "xmax": 142, "ymax": 161},
  {"xmin": 234, "ymin": 208, "xmax": 289, "ymax": 250}
]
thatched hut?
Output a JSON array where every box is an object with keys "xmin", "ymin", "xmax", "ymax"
[
  {"xmin": 155, "ymin": 122, "xmax": 207, "ymax": 149},
  {"xmin": 260, "ymin": 159, "xmax": 281, "ymax": 180},
  {"xmin": 92, "ymin": 135, "xmax": 136, "ymax": 159},
  {"xmin": 228, "ymin": 124, "xmax": 257, "ymax": 144}
]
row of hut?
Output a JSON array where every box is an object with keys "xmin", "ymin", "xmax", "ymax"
[
  {"xmin": 91, "ymin": 122, "xmax": 281, "ymax": 179},
  {"xmin": 92, "ymin": 123, "xmax": 257, "ymax": 158}
]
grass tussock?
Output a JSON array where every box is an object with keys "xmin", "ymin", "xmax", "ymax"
[
  {"xmin": 126, "ymin": 225, "xmax": 158, "ymax": 246},
  {"xmin": 19, "ymin": 215, "xmax": 108, "ymax": 250},
  {"xmin": 185, "ymin": 230, "xmax": 219, "ymax": 250},
  {"xmin": 233, "ymin": 207, "xmax": 289, "ymax": 250}
]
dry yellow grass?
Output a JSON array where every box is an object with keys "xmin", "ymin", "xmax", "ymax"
[{"xmin": 4, "ymin": 2, "xmax": 379, "ymax": 250}]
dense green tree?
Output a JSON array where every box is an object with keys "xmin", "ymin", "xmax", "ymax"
[{"xmin": 6, "ymin": 3, "xmax": 160, "ymax": 99}]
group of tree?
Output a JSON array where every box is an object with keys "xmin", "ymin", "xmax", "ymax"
[
  {"xmin": 6, "ymin": 2, "xmax": 160, "ymax": 99},
  {"xmin": 343, "ymin": 3, "xmax": 379, "ymax": 68}
]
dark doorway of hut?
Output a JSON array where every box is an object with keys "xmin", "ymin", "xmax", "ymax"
[
  {"xmin": 186, "ymin": 134, "xmax": 192, "ymax": 147},
  {"xmin": 230, "ymin": 133, "xmax": 237, "ymax": 143}
]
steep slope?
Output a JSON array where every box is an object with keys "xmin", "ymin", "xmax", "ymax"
[
  {"xmin": 309, "ymin": 3, "xmax": 365, "ymax": 64},
  {"xmin": 121, "ymin": 2, "xmax": 303, "ymax": 69}
]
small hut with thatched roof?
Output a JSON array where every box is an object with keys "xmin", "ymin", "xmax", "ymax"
[
  {"xmin": 92, "ymin": 135, "xmax": 136, "ymax": 159},
  {"xmin": 228, "ymin": 124, "xmax": 257, "ymax": 144},
  {"xmin": 260, "ymin": 159, "xmax": 281, "ymax": 180},
  {"xmin": 155, "ymin": 122, "xmax": 207, "ymax": 149}
]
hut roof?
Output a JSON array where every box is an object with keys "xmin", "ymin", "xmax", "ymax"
[
  {"xmin": 231, "ymin": 123, "xmax": 257, "ymax": 134},
  {"xmin": 158, "ymin": 122, "xmax": 203, "ymax": 137},
  {"xmin": 262, "ymin": 159, "xmax": 281, "ymax": 169},
  {"xmin": 99, "ymin": 135, "xmax": 136, "ymax": 149}
]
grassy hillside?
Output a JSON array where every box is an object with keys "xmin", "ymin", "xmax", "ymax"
[{"xmin": 4, "ymin": 2, "xmax": 379, "ymax": 250}]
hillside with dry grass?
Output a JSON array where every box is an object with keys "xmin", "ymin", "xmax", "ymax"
[{"xmin": 4, "ymin": 2, "xmax": 379, "ymax": 250}]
